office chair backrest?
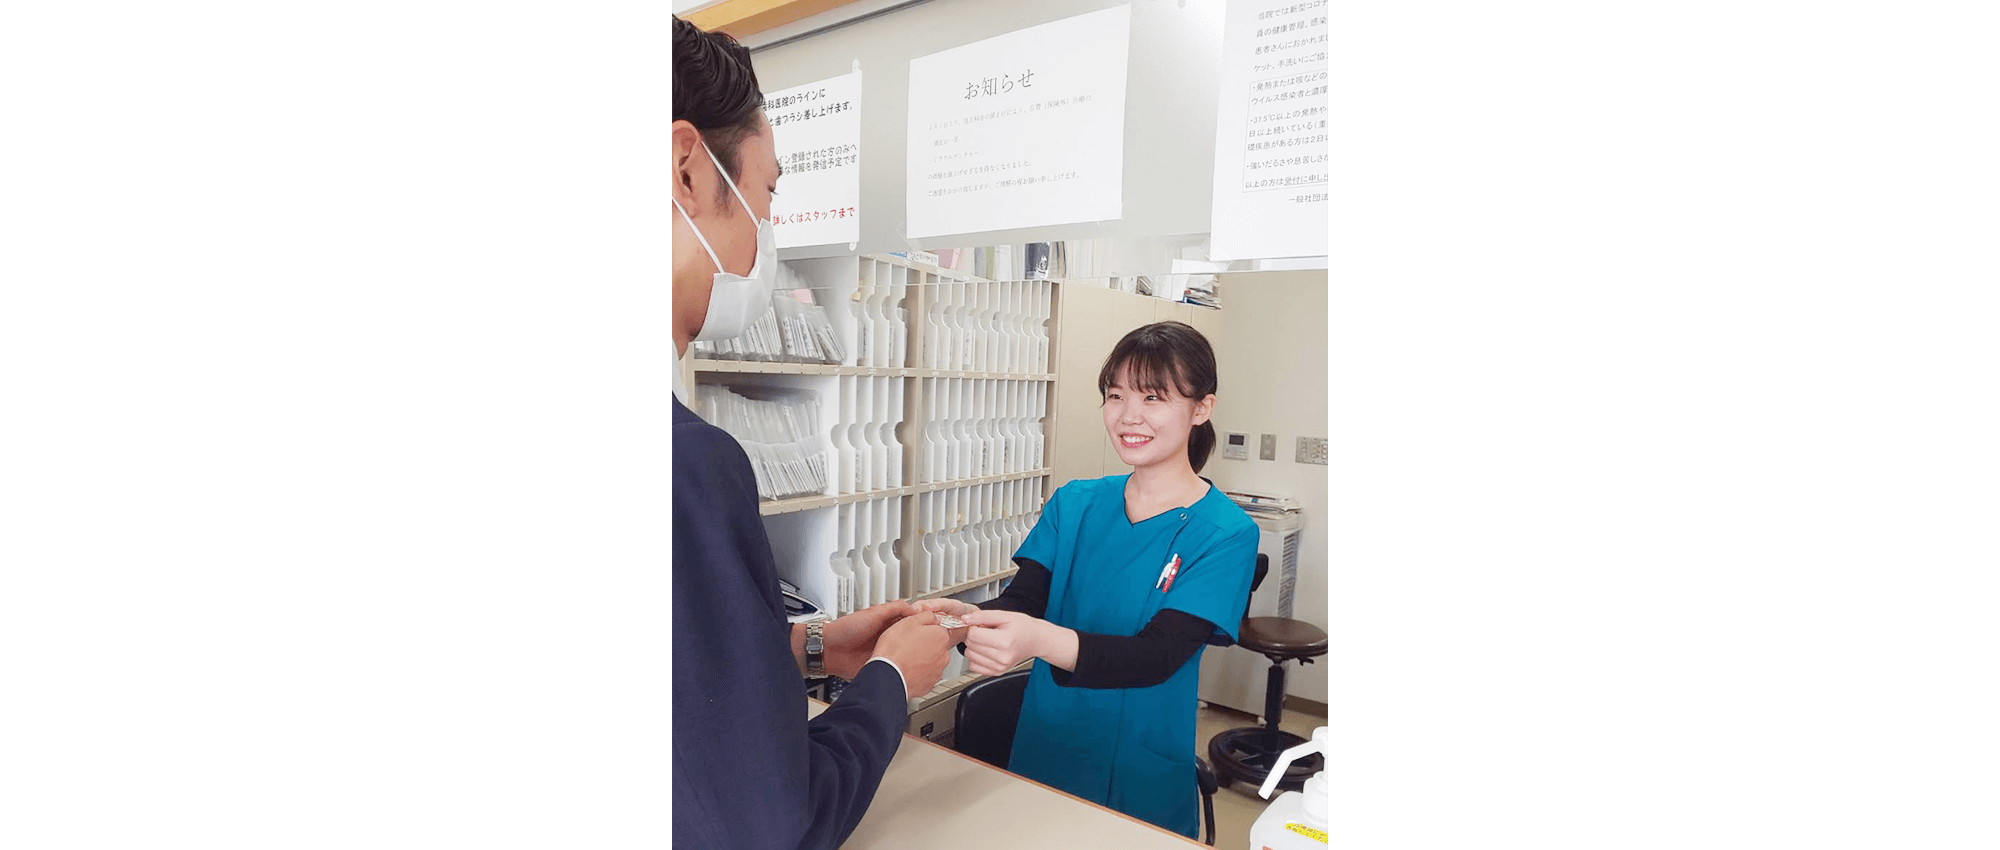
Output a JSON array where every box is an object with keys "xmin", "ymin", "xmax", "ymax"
[{"xmin": 953, "ymin": 669, "xmax": 1031, "ymax": 769}]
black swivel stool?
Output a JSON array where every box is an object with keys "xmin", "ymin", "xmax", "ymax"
[{"xmin": 1206, "ymin": 601, "xmax": 1327, "ymax": 793}]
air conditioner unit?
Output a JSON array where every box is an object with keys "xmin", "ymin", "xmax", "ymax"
[{"xmin": 1198, "ymin": 509, "xmax": 1302, "ymax": 718}]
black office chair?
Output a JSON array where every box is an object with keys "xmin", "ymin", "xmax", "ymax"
[
  {"xmin": 953, "ymin": 668, "xmax": 1030, "ymax": 769},
  {"xmin": 1206, "ymin": 554, "xmax": 1326, "ymax": 795},
  {"xmin": 1195, "ymin": 755, "xmax": 1220, "ymax": 845},
  {"xmin": 1194, "ymin": 553, "xmax": 1268, "ymax": 845},
  {"xmin": 955, "ymin": 638, "xmax": 1248, "ymax": 845}
]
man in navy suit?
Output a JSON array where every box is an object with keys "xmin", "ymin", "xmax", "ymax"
[{"xmin": 672, "ymin": 17, "xmax": 966, "ymax": 850}]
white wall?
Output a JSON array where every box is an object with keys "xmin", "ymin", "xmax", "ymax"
[
  {"xmin": 1203, "ymin": 271, "xmax": 1328, "ymax": 703},
  {"xmin": 746, "ymin": 0, "xmax": 1228, "ymax": 257}
]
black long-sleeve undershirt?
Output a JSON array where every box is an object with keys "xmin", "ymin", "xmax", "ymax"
[{"xmin": 968, "ymin": 558, "xmax": 1218, "ymax": 689}]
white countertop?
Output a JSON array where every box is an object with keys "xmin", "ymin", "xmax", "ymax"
[{"xmin": 807, "ymin": 699, "xmax": 1207, "ymax": 849}]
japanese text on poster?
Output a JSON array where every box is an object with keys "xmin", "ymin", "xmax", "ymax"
[
  {"xmin": 1210, "ymin": 0, "xmax": 1328, "ymax": 260},
  {"xmin": 906, "ymin": 6, "xmax": 1130, "ymax": 239},
  {"xmin": 767, "ymin": 71, "xmax": 862, "ymax": 249}
]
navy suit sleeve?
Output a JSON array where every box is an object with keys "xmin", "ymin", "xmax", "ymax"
[{"xmin": 673, "ymin": 401, "xmax": 907, "ymax": 850}]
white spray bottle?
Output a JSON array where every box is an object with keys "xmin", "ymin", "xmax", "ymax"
[{"xmin": 1249, "ymin": 726, "xmax": 1328, "ymax": 849}]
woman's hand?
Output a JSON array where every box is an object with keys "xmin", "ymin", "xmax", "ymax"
[
  {"xmin": 959, "ymin": 610, "xmax": 1078, "ymax": 677},
  {"xmin": 910, "ymin": 598, "xmax": 978, "ymax": 618}
]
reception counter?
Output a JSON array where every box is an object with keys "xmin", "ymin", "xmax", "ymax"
[{"xmin": 807, "ymin": 699, "xmax": 1208, "ymax": 849}]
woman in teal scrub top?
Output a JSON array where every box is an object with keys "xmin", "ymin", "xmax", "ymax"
[{"xmin": 916, "ymin": 321, "xmax": 1259, "ymax": 838}]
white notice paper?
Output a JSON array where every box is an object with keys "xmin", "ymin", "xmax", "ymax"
[
  {"xmin": 767, "ymin": 71, "xmax": 863, "ymax": 249},
  {"xmin": 1209, "ymin": 0, "xmax": 1328, "ymax": 260},
  {"xmin": 905, "ymin": 6, "xmax": 1130, "ymax": 239}
]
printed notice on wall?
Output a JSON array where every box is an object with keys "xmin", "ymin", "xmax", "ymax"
[
  {"xmin": 905, "ymin": 5, "xmax": 1130, "ymax": 239},
  {"xmin": 767, "ymin": 71, "xmax": 862, "ymax": 249},
  {"xmin": 1209, "ymin": 0, "xmax": 1328, "ymax": 260}
]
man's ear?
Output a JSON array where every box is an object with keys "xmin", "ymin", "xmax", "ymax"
[{"xmin": 671, "ymin": 121, "xmax": 704, "ymax": 214}]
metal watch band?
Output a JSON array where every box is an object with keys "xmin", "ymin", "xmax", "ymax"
[{"xmin": 804, "ymin": 620, "xmax": 826, "ymax": 677}]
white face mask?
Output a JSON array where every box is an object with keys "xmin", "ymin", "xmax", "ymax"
[{"xmin": 674, "ymin": 140, "xmax": 776, "ymax": 342}]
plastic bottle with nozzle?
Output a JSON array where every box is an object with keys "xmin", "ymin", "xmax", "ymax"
[{"xmin": 1248, "ymin": 726, "xmax": 1327, "ymax": 849}]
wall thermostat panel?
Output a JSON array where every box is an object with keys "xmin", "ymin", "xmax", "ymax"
[{"xmin": 1223, "ymin": 431, "xmax": 1250, "ymax": 460}]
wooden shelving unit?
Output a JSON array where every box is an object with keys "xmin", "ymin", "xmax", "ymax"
[
  {"xmin": 694, "ymin": 359, "xmax": 1053, "ymax": 382},
  {"xmin": 910, "ymin": 567, "xmax": 1019, "ymax": 602},
  {"xmin": 757, "ymin": 469, "xmax": 1050, "ymax": 517},
  {"xmin": 691, "ymin": 253, "xmax": 1060, "ymax": 612}
]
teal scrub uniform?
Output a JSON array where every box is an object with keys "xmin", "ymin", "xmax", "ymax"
[{"xmin": 1006, "ymin": 475, "xmax": 1259, "ymax": 838}]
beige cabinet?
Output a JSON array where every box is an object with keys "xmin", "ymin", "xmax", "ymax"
[{"xmin": 1047, "ymin": 283, "xmax": 1224, "ymax": 489}]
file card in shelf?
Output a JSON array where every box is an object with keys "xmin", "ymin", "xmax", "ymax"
[
  {"xmin": 845, "ymin": 497, "xmax": 906, "ymax": 615},
  {"xmin": 908, "ymin": 478, "xmax": 1042, "ymax": 599},
  {"xmin": 687, "ymin": 272, "xmax": 849, "ymax": 364},
  {"xmin": 686, "ymin": 297, "xmax": 784, "ymax": 362},
  {"xmin": 917, "ymin": 378, "xmax": 1047, "ymax": 486},
  {"xmin": 693, "ymin": 383, "xmax": 830, "ymax": 501},
  {"xmin": 852, "ymin": 257, "xmax": 909, "ymax": 369},
  {"xmin": 831, "ymin": 375, "xmax": 904, "ymax": 495},
  {"xmin": 918, "ymin": 274, "xmax": 1052, "ymax": 375}
]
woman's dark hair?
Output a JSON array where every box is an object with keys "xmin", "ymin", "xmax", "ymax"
[
  {"xmin": 673, "ymin": 16, "xmax": 765, "ymax": 203},
  {"xmin": 1097, "ymin": 321, "xmax": 1220, "ymax": 473}
]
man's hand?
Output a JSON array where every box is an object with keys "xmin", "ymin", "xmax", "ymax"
[
  {"xmin": 959, "ymin": 610, "xmax": 1076, "ymax": 677},
  {"xmin": 910, "ymin": 598, "xmax": 978, "ymax": 618},
  {"xmin": 873, "ymin": 612, "xmax": 971, "ymax": 699},
  {"xmin": 818, "ymin": 601, "xmax": 916, "ymax": 680}
]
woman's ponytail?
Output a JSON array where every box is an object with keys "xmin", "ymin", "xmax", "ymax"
[{"xmin": 1188, "ymin": 421, "xmax": 1217, "ymax": 473}]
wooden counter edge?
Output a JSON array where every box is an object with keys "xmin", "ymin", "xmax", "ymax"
[{"xmin": 807, "ymin": 697, "xmax": 1210, "ymax": 848}]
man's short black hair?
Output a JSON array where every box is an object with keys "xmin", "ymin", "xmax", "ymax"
[{"xmin": 674, "ymin": 16, "xmax": 765, "ymax": 203}]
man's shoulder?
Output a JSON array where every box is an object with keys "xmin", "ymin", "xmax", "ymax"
[
  {"xmin": 672, "ymin": 400, "xmax": 744, "ymax": 464},
  {"xmin": 673, "ymin": 395, "xmax": 705, "ymax": 427},
  {"xmin": 674, "ymin": 398, "xmax": 730, "ymax": 444}
]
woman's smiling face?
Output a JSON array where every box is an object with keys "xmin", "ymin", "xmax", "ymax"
[{"xmin": 1102, "ymin": 367, "xmax": 1214, "ymax": 470}]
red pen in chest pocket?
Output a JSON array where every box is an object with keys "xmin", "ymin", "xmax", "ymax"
[{"xmin": 1155, "ymin": 554, "xmax": 1182, "ymax": 592}]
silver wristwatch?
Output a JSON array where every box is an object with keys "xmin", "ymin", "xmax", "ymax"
[{"xmin": 804, "ymin": 620, "xmax": 827, "ymax": 677}]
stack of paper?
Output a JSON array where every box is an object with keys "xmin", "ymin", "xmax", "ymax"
[
  {"xmin": 1184, "ymin": 276, "xmax": 1220, "ymax": 309},
  {"xmin": 1224, "ymin": 488, "xmax": 1302, "ymax": 518}
]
